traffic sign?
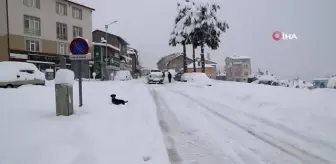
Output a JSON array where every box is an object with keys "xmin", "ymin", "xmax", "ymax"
[
  {"xmin": 69, "ymin": 37, "xmax": 90, "ymax": 60},
  {"xmin": 69, "ymin": 53, "xmax": 91, "ymax": 60}
]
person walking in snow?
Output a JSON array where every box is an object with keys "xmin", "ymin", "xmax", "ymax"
[{"xmin": 168, "ymin": 72, "xmax": 172, "ymax": 83}]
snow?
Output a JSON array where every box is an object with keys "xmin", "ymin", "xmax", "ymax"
[
  {"xmin": 171, "ymin": 0, "xmax": 226, "ymax": 43},
  {"xmin": 187, "ymin": 62, "xmax": 214, "ymax": 68},
  {"xmin": 153, "ymin": 80, "xmax": 336, "ymax": 163},
  {"xmin": 257, "ymin": 74, "xmax": 278, "ymax": 81},
  {"xmin": 228, "ymin": 55, "xmax": 251, "ymax": 59},
  {"xmin": 0, "ymin": 80, "xmax": 170, "ymax": 164},
  {"xmin": 55, "ymin": 69, "xmax": 75, "ymax": 85},
  {"xmin": 0, "ymin": 61, "xmax": 45, "ymax": 82},
  {"xmin": 92, "ymin": 42, "xmax": 120, "ymax": 52},
  {"xmin": 114, "ymin": 70, "xmax": 133, "ymax": 81},
  {"xmin": 46, "ymin": 69, "xmax": 54, "ymax": 72},
  {"xmin": 327, "ymin": 77, "xmax": 336, "ymax": 88},
  {"xmin": 181, "ymin": 72, "xmax": 212, "ymax": 86}
]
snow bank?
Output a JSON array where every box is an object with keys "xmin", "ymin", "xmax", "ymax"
[
  {"xmin": 0, "ymin": 80, "xmax": 170, "ymax": 164},
  {"xmin": 327, "ymin": 77, "xmax": 336, "ymax": 88},
  {"xmin": 114, "ymin": 70, "xmax": 132, "ymax": 81},
  {"xmin": 55, "ymin": 69, "xmax": 74, "ymax": 85}
]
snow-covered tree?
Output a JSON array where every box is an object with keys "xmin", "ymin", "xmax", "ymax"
[
  {"xmin": 190, "ymin": 2, "xmax": 229, "ymax": 72},
  {"xmin": 169, "ymin": 0, "xmax": 229, "ymax": 73},
  {"xmin": 169, "ymin": 0, "xmax": 194, "ymax": 73}
]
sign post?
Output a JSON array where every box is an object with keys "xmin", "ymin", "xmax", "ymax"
[{"xmin": 69, "ymin": 37, "xmax": 91, "ymax": 107}]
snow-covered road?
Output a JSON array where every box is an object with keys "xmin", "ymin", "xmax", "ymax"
[
  {"xmin": 1, "ymin": 79, "xmax": 335, "ymax": 164},
  {"xmin": 149, "ymin": 82, "xmax": 336, "ymax": 164}
]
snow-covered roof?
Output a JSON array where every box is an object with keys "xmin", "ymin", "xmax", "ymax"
[
  {"xmin": 187, "ymin": 63, "xmax": 214, "ymax": 68},
  {"xmin": 227, "ymin": 55, "xmax": 251, "ymax": 60},
  {"xmin": 313, "ymin": 78, "xmax": 329, "ymax": 81},
  {"xmin": 92, "ymin": 42, "xmax": 120, "ymax": 51},
  {"xmin": 157, "ymin": 53, "xmax": 184, "ymax": 66}
]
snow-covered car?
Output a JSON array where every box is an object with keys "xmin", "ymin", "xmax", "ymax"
[
  {"xmin": 0, "ymin": 61, "xmax": 46, "ymax": 88},
  {"xmin": 146, "ymin": 69, "xmax": 164, "ymax": 84},
  {"xmin": 114, "ymin": 70, "xmax": 133, "ymax": 81},
  {"xmin": 181, "ymin": 72, "xmax": 212, "ymax": 86}
]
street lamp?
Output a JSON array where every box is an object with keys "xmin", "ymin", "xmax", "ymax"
[{"xmin": 100, "ymin": 20, "xmax": 118, "ymax": 81}]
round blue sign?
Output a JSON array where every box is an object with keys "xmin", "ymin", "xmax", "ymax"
[{"xmin": 69, "ymin": 38, "xmax": 89, "ymax": 55}]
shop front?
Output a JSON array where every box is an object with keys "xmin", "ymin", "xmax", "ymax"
[{"xmin": 9, "ymin": 50, "xmax": 71, "ymax": 73}]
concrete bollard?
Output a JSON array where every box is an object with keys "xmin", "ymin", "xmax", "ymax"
[{"xmin": 55, "ymin": 69, "xmax": 75, "ymax": 116}]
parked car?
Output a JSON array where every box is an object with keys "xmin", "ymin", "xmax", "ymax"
[
  {"xmin": 146, "ymin": 69, "xmax": 164, "ymax": 84},
  {"xmin": 181, "ymin": 72, "xmax": 212, "ymax": 86},
  {"xmin": 0, "ymin": 61, "xmax": 46, "ymax": 88},
  {"xmin": 174, "ymin": 72, "xmax": 186, "ymax": 82}
]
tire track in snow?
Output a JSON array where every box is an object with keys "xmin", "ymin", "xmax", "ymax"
[
  {"xmin": 149, "ymin": 88, "xmax": 182, "ymax": 164},
  {"xmin": 150, "ymin": 87, "xmax": 240, "ymax": 164},
  {"xmin": 167, "ymin": 88, "xmax": 333, "ymax": 164},
  {"xmin": 182, "ymin": 85, "xmax": 336, "ymax": 152}
]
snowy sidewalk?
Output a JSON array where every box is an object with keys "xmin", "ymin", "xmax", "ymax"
[{"xmin": 0, "ymin": 80, "xmax": 170, "ymax": 164}]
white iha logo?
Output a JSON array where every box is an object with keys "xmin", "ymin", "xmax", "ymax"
[{"xmin": 272, "ymin": 31, "xmax": 298, "ymax": 41}]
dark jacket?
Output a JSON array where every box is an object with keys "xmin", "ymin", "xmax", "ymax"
[{"xmin": 168, "ymin": 72, "xmax": 172, "ymax": 78}]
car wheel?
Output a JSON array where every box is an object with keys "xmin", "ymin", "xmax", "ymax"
[{"xmin": 5, "ymin": 84, "xmax": 14, "ymax": 88}]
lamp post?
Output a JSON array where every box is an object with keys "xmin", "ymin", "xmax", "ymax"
[{"xmin": 101, "ymin": 20, "xmax": 118, "ymax": 81}]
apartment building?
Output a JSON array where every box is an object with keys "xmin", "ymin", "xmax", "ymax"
[
  {"xmin": 0, "ymin": 0, "xmax": 94, "ymax": 72},
  {"xmin": 225, "ymin": 55, "xmax": 252, "ymax": 82},
  {"xmin": 91, "ymin": 30, "xmax": 130, "ymax": 79}
]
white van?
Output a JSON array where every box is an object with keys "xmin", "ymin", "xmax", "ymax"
[{"xmin": 0, "ymin": 61, "xmax": 46, "ymax": 88}]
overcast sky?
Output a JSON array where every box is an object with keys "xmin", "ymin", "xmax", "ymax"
[{"xmin": 77, "ymin": 0, "xmax": 335, "ymax": 80}]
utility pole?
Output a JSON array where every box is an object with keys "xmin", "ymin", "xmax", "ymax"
[{"xmin": 102, "ymin": 20, "xmax": 118, "ymax": 81}]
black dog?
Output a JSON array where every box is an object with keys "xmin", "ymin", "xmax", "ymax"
[{"xmin": 110, "ymin": 94, "xmax": 128, "ymax": 105}]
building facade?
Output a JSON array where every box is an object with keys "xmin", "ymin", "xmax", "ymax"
[
  {"xmin": 0, "ymin": 0, "xmax": 94, "ymax": 77},
  {"xmin": 157, "ymin": 53, "xmax": 217, "ymax": 73},
  {"xmin": 225, "ymin": 56, "xmax": 252, "ymax": 82},
  {"xmin": 91, "ymin": 30, "xmax": 132, "ymax": 79},
  {"xmin": 127, "ymin": 46, "xmax": 140, "ymax": 77}
]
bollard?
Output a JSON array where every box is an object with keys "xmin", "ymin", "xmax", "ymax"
[
  {"xmin": 55, "ymin": 69, "xmax": 75, "ymax": 116},
  {"xmin": 92, "ymin": 72, "xmax": 96, "ymax": 80}
]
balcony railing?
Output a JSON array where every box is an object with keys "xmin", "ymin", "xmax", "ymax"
[{"xmin": 24, "ymin": 28, "xmax": 41, "ymax": 36}]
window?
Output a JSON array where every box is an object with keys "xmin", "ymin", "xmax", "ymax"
[
  {"xmin": 244, "ymin": 72, "xmax": 248, "ymax": 76},
  {"xmin": 73, "ymin": 26, "xmax": 83, "ymax": 38},
  {"xmin": 56, "ymin": 2, "xmax": 67, "ymax": 15},
  {"xmin": 25, "ymin": 39, "xmax": 40, "ymax": 52},
  {"xmin": 24, "ymin": 15, "xmax": 40, "ymax": 35},
  {"xmin": 72, "ymin": 7, "xmax": 82, "ymax": 20},
  {"xmin": 57, "ymin": 43, "xmax": 68, "ymax": 55},
  {"xmin": 56, "ymin": 22, "xmax": 67, "ymax": 40},
  {"xmin": 244, "ymin": 65, "xmax": 248, "ymax": 68},
  {"xmin": 23, "ymin": 0, "xmax": 40, "ymax": 8}
]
